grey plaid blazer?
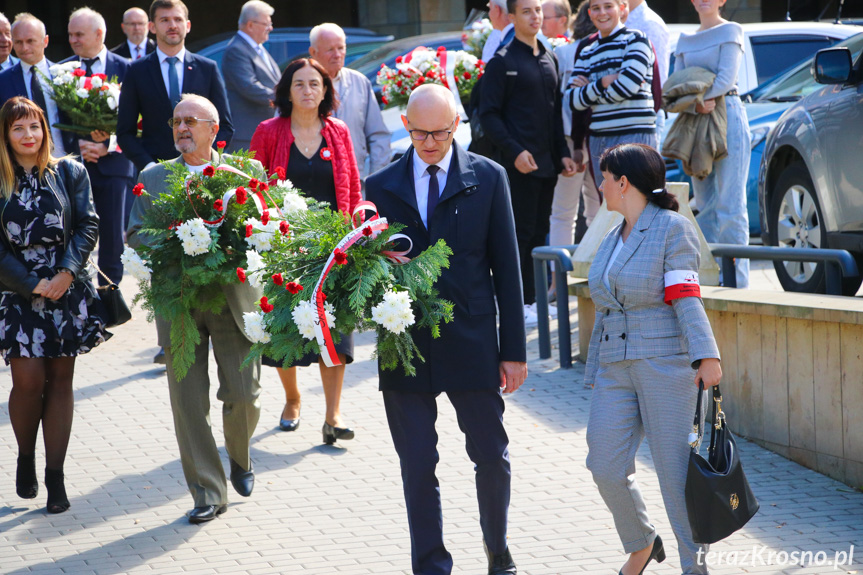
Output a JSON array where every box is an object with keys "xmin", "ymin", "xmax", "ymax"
[{"xmin": 584, "ymin": 202, "xmax": 720, "ymax": 386}]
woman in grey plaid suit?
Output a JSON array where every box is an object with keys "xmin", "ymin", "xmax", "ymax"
[{"xmin": 584, "ymin": 144, "xmax": 722, "ymax": 575}]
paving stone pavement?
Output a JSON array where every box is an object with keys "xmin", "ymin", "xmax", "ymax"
[{"xmin": 1, "ymin": 275, "xmax": 861, "ymax": 575}]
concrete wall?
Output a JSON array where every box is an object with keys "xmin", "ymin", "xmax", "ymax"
[{"xmin": 357, "ymin": 0, "xmax": 466, "ymax": 38}]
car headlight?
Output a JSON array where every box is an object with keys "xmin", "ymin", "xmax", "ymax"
[{"xmin": 750, "ymin": 124, "xmax": 774, "ymax": 150}]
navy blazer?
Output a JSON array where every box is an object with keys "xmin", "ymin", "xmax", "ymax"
[
  {"xmin": 60, "ymin": 52, "xmax": 135, "ymax": 179},
  {"xmin": 365, "ymin": 142, "xmax": 526, "ymax": 393},
  {"xmin": 116, "ymin": 50, "xmax": 234, "ymax": 171},
  {"xmin": 0, "ymin": 60, "xmax": 55, "ymax": 110}
]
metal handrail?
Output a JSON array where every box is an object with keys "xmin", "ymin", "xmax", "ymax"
[
  {"xmin": 532, "ymin": 245, "xmax": 578, "ymax": 368},
  {"xmin": 709, "ymin": 244, "xmax": 859, "ymax": 295}
]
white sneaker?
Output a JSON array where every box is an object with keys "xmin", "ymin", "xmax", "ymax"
[{"xmin": 524, "ymin": 304, "xmax": 538, "ymax": 326}]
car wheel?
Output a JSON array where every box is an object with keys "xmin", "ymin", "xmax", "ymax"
[{"xmin": 768, "ymin": 162, "xmax": 862, "ymax": 295}]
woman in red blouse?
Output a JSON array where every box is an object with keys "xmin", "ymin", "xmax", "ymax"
[{"xmin": 251, "ymin": 58, "xmax": 362, "ymax": 444}]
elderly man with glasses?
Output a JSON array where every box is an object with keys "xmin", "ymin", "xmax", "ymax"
[
  {"xmin": 127, "ymin": 94, "xmax": 264, "ymax": 525},
  {"xmin": 222, "ymin": 0, "xmax": 280, "ymax": 153}
]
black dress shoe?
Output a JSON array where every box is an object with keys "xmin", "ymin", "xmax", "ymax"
[
  {"xmin": 279, "ymin": 404, "xmax": 300, "ymax": 432},
  {"xmin": 188, "ymin": 504, "xmax": 227, "ymax": 524},
  {"xmin": 619, "ymin": 535, "xmax": 665, "ymax": 575},
  {"xmin": 229, "ymin": 459, "xmax": 254, "ymax": 497},
  {"xmin": 484, "ymin": 541, "xmax": 517, "ymax": 575},
  {"xmin": 153, "ymin": 348, "xmax": 166, "ymax": 364},
  {"xmin": 322, "ymin": 422, "xmax": 354, "ymax": 445}
]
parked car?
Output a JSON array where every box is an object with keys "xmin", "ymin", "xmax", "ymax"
[
  {"xmin": 758, "ymin": 38, "xmax": 863, "ymax": 295},
  {"xmin": 664, "ymin": 22, "xmax": 860, "ymax": 235},
  {"xmin": 188, "ymin": 27, "xmax": 393, "ymax": 72}
]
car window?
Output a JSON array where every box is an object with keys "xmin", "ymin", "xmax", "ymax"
[
  {"xmin": 755, "ymin": 33, "xmax": 863, "ymax": 102},
  {"xmin": 750, "ymin": 35, "xmax": 841, "ymax": 85}
]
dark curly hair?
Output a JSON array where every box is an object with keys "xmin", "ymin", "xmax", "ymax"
[
  {"xmin": 273, "ymin": 58, "xmax": 338, "ymax": 118},
  {"xmin": 599, "ymin": 143, "xmax": 679, "ymax": 211}
]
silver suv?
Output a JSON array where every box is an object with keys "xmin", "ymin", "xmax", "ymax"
[{"xmin": 758, "ymin": 34, "xmax": 863, "ymax": 295}]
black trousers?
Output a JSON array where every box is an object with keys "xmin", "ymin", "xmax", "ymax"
[
  {"xmin": 506, "ymin": 170, "xmax": 557, "ymax": 305},
  {"xmin": 91, "ymin": 174, "xmax": 134, "ymax": 285},
  {"xmin": 383, "ymin": 388, "xmax": 511, "ymax": 575}
]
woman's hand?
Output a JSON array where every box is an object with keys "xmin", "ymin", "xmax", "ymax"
[
  {"xmin": 570, "ymin": 75, "xmax": 589, "ymax": 88},
  {"xmin": 695, "ymin": 357, "xmax": 722, "ymax": 388},
  {"xmin": 695, "ymin": 98, "xmax": 716, "ymax": 114},
  {"xmin": 32, "ymin": 278, "xmax": 50, "ymax": 296},
  {"xmin": 601, "ymin": 73, "xmax": 619, "ymax": 88},
  {"xmin": 39, "ymin": 271, "xmax": 74, "ymax": 301}
]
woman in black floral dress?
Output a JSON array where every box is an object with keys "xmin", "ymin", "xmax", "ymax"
[{"xmin": 0, "ymin": 97, "xmax": 111, "ymax": 513}]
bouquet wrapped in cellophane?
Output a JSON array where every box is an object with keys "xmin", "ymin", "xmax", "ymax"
[
  {"xmin": 43, "ymin": 61, "xmax": 121, "ymax": 134},
  {"xmin": 376, "ymin": 46, "xmax": 483, "ymax": 110}
]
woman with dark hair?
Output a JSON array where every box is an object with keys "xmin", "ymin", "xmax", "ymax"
[
  {"xmin": 0, "ymin": 97, "xmax": 111, "ymax": 513},
  {"xmin": 583, "ymin": 144, "xmax": 721, "ymax": 575},
  {"xmin": 250, "ymin": 58, "xmax": 361, "ymax": 444}
]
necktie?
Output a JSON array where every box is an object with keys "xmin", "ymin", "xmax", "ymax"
[
  {"xmin": 29, "ymin": 68, "xmax": 48, "ymax": 113},
  {"xmin": 135, "ymin": 45, "xmax": 142, "ymax": 60},
  {"xmin": 82, "ymin": 58, "xmax": 97, "ymax": 75},
  {"xmin": 257, "ymin": 45, "xmax": 277, "ymax": 76},
  {"xmin": 502, "ymin": 26, "xmax": 515, "ymax": 46},
  {"xmin": 426, "ymin": 165, "xmax": 440, "ymax": 229},
  {"xmin": 166, "ymin": 56, "xmax": 180, "ymax": 108}
]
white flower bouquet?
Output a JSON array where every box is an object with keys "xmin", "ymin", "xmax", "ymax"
[{"xmin": 42, "ymin": 61, "xmax": 122, "ymax": 135}]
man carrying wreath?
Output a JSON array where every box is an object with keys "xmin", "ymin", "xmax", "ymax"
[
  {"xmin": 365, "ymin": 84, "xmax": 527, "ymax": 575},
  {"xmin": 127, "ymin": 94, "xmax": 262, "ymax": 524}
]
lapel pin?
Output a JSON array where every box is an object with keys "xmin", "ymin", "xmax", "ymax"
[{"xmin": 188, "ymin": 66, "xmax": 192, "ymax": 70}]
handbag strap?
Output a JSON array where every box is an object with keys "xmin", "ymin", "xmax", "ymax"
[
  {"xmin": 88, "ymin": 257, "xmax": 117, "ymax": 288},
  {"xmin": 691, "ymin": 383, "xmax": 724, "ymax": 450}
]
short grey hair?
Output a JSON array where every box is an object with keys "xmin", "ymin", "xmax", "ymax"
[
  {"xmin": 0, "ymin": 12, "xmax": 10, "ymax": 26},
  {"xmin": 543, "ymin": 0, "xmax": 572, "ymax": 20},
  {"xmin": 178, "ymin": 94, "xmax": 219, "ymax": 123},
  {"xmin": 69, "ymin": 7, "xmax": 107, "ymax": 37},
  {"xmin": 489, "ymin": 0, "xmax": 507, "ymax": 9},
  {"xmin": 309, "ymin": 22, "xmax": 345, "ymax": 46},
  {"xmin": 11, "ymin": 13, "xmax": 46, "ymax": 37},
  {"xmin": 238, "ymin": 1, "xmax": 274, "ymax": 27}
]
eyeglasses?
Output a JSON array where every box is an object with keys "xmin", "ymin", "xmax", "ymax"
[
  {"xmin": 168, "ymin": 116, "xmax": 216, "ymax": 129},
  {"xmin": 407, "ymin": 120, "xmax": 456, "ymax": 142},
  {"xmin": 251, "ymin": 20, "xmax": 273, "ymax": 29}
]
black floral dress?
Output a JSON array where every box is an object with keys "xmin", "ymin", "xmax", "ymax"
[{"xmin": 0, "ymin": 166, "xmax": 111, "ymax": 364}]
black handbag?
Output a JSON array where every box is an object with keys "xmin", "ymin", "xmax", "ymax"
[
  {"xmin": 685, "ymin": 383, "xmax": 759, "ymax": 544},
  {"xmin": 91, "ymin": 260, "xmax": 132, "ymax": 328}
]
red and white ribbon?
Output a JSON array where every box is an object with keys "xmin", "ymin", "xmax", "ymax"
[
  {"xmin": 438, "ymin": 48, "xmax": 467, "ymax": 120},
  {"xmin": 312, "ymin": 201, "xmax": 413, "ymax": 366},
  {"xmin": 664, "ymin": 270, "xmax": 701, "ymax": 305},
  {"xmin": 186, "ymin": 164, "xmax": 278, "ymax": 226}
]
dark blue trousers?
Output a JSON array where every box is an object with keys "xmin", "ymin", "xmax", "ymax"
[
  {"xmin": 90, "ymin": 173, "xmax": 133, "ymax": 285},
  {"xmin": 382, "ymin": 388, "xmax": 511, "ymax": 575}
]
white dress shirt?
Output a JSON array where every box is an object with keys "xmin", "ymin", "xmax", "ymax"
[
  {"xmin": 80, "ymin": 46, "xmax": 108, "ymax": 75},
  {"xmin": 603, "ymin": 236, "xmax": 625, "ymax": 291},
  {"xmin": 0, "ymin": 55, "xmax": 18, "ymax": 71},
  {"xmin": 412, "ymin": 145, "xmax": 453, "ymax": 229},
  {"xmin": 126, "ymin": 39, "xmax": 147, "ymax": 60},
  {"xmin": 156, "ymin": 46, "xmax": 186, "ymax": 96},
  {"xmin": 20, "ymin": 59, "xmax": 65, "ymax": 155},
  {"xmin": 625, "ymin": 1, "xmax": 670, "ymax": 85},
  {"xmin": 482, "ymin": 23, "xmax": 513, "ymax": 62}
]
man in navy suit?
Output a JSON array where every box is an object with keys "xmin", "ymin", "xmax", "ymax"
[
  {"xmin": 365, "ymin": 84, "xmax": 527, "ymax": 575},
  {"xmin": 116, "ymin": 0, "xmax": 233, "ymax": 173},
  {"xmin": 0, "ymin": 13, "xmax": 65, "ymax": 156},
  {"xmin": 63, "ymin": 8, "xmax": 136, "ymax": 285},
  {"xmin": 0, "ymin": 12, "xmax": 20, "ymax": 72},
  {"xmin": 110, "ymin": 7, "xmax": 156, "ymax": 61}
]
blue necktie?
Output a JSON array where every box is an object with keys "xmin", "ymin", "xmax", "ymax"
[
  {"xmin": 166, "ymin": 56, "xmax": 180, "ymax": 108},
  {"xmin": 426, "ymin": 165, "xmax": 440, "ymax": 229},
  {"xmin": 501, "ymin": 26, "xmax": 515, "ymax": 47}
]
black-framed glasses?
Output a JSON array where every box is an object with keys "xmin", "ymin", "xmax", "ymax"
[
  {"xmin": 168, "ymin": 116, "xmax": 216, "ymax": 129},
  {"xmin": 407, "ymin": 120, "xmax": 456, "ymax": 142}
]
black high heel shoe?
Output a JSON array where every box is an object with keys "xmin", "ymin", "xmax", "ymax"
[
  {"xmin": 619, "ymin": 535, "xmax": 665, "ymax": 575},
  {"xmin": 322, "ymin": 422, "xmax": 354, "ymax": 445},
  {"xmin": 16, "ymin": 454, "xmax": 38, "ymax": 499},
  {"xmin": 45, "ymin": 468, "xmax": 70, "ymax": 514},
  {"xmin": 279, "ymin": 404, "xmax": 301, "ymax": 432}
]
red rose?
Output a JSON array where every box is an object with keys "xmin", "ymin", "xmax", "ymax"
[
  {"xmin": 362, "ymin": 227, "xmax": 373, "ymax": 237},
  {"xmin": 279, "ymin": 221, "xmax": 290, "ymax": 235},
  {"xmin": 259, "ymin": 182, "xmax": 269, "ymax": 192},
  {"xmin": 235, "ymin": 186, "xmax": 248, "ymax": 204},
  {"xmin": 213, "ymin": 198, "xmax": 223, "ymax": 211},
  {"xmin": 333, "ymin": 248, "xmax": 348, "ymax": 265},
  {"xmin": 132, "ymin": 183, "xmax": 145, "ymax": 196},
  {"xmin": 83, "ymin": 78, "xmax": 93, "ymax": 90},
  {"xmin": 286, "ymin": 281, "xmax": 303, "ymax": 294},
  {"xmin": 236, "ymin": 267, "xmax": 247, "ymax": 283},
  {"xmin": 261, "ymin": 211, "xmax": 270, "ymax": 226},
  {"xmin": 426, "ymin": 70, "xmax": 435, "ymax": 79},
  {"xmin": 272, "ymin": 273, "xmax": 284, "ymax": 285},
  {"xmin": 216, "ymin": 140, "xmax": 226, "ymax": 149},
  {"xmin": 274, "ymin": 166, "xmax": 286, "ymax": 180},
  {"xmin": 259, "ymin": 296, "xmax": 274, "ymax": 313},
  {"xmin": 72, "ymin": 69, "xmax": 86, "ymax": 77},
  {"xmin": 463, "ymin": 72, "xmax": 471, "ymax": 80},
  {"xmin": 248, "ymin": 178, "xmax": 259, "ymax": 190},
  {"xmin": 203, "ymin": 165, "xmax": 215, "ymax": 177},
  {"xmin": 245, "ymin": 224, "xmax": 253, "ymax": 238},
  {"xmin": 395, "ymin": 56, "xmax": 403, "ymax": 64}
]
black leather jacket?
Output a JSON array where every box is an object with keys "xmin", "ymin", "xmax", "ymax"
[{"xmin": 0, "ymin": 159, "xmax": 99, "ymax": 297}]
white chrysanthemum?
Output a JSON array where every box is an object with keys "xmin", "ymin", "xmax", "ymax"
[
  {"xmin": 371, "ymin": 290, "xmax": 416, "ymax": 335},
  {"xmin": 244, "ymin": 249, "xmax": 265, "ymax": 287},
  {"xmin": 276, "ymin": 178, "xmax": 294, "ymax": 190},
  {"xmin": 244, "ymin": 216, "xmax": 279, "ymax": 252},
  {"xmin": 120, "ymin": 246, "xmax": 152, "ymax": 282},
  {"xmin": 292, "ymin": 300, "xmax": 336, "ymax": 340},
  {"xmin": 49, "ymin": 64, "xmax": 62, "ymax": 76},
  {"xmin": 106, "ymin": 96, "xmax": 118, "ymax": 110},
  {"xmin": 90, "ymin": 76, "xmax": 103, "ymax": 89},
  {"xmin": 75, "ymin": 88, "xmax": 90, "ymax": 99},
  {"xmin": 282, "ymin": 191, "xmax": 308, "ymax": 215},
  {"xmin": 243, "ymin": 311, "xmax": 271, "ymax": 343},
  {"xmin": 175, "ymin": 218, "xmax": 211, "ymax": 256}
]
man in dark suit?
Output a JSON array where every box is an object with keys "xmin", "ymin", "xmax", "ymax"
[
  {"xmin": 116, "ymin": 0, "xmax": 233, "ymax": 173},
  {"xmin": 110, "ymin": 7, "xmax": 156, "ymax": 61},
  {"xmin": 63, "ymin": 8, "xmax": 136, "ymax": 285},
  {"xmin": 221, "ymin": 0, "xmax": 279, "ymax": 153},
  {"xmin": 0, "ymin": 12, "xmax": 20, "ymax": 72},
  {"xmin": 365, "ymin": 84, "xmax": 527, "ymax": 575}
]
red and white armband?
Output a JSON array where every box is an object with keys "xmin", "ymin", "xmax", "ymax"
[{"xmin": 664, "ymin": 270, "xmax": 701, "ymax": 305}]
